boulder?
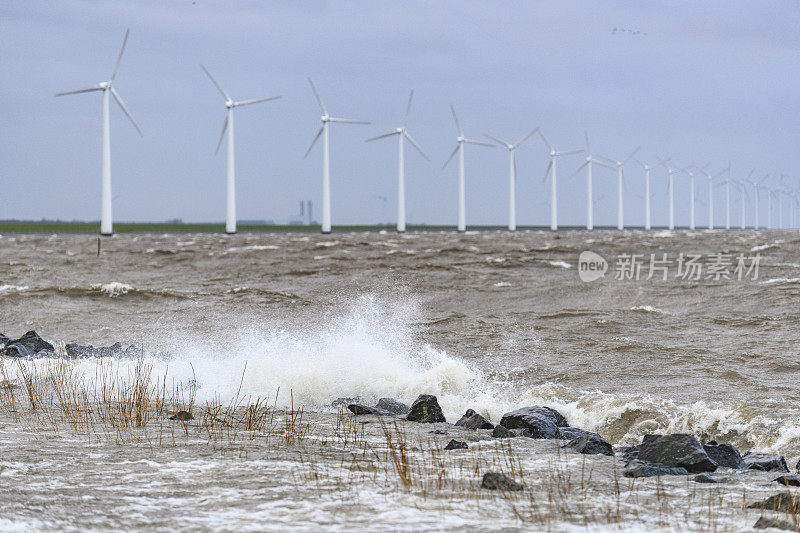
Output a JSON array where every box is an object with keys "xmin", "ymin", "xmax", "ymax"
[
  {"xmin": 702, "ymin": 441, "xmax": 746, "ymax": 470},
  {"xmin": 0, "ymin": 333, "xmax": 8, "ymax": 347},
  {"xmin": 376, "ymin": 398, "xmax": 410, "ymax": 415},
  {"xmin": 406, "ymin": 394, "xmax": 446, "ymax": 423},
  {"xmin": 754, "ymin": 517, "xmax": 797, "ymax": 531},
  {"xmin": 618, "ymin": 445, "xmax": 640, "ymax": 462},
  {"xmin": 563, "ymin": 433, "xmax": 613, "ymax": 456},
  {"xmin": 455, "ymin": 409, "xmax": 494, "ymax": 430},
  {"xmin": 444, "ymin": 439, "xmax": 468, "ymax": 450},
  {"xmin": 743, "ymin": 452, "xmax": 789, "ymax": 472},
  {"xmin": 347, "ymin": 404, "xmax": 395, "ymax": 416},
  {"xmin": 169, "ymin": 410, "xmax": 193, "ymax": 421},
  {"xmin": 481, "ymin": 472, "xmax": 523, "ymax": 491},
  {"xmin": 623, "ymin": 460, "xmax": 689, "ymax": 478},
  {"xmin": 773, "ymin": 475, "xmax": 800, "ymax": 487},
  {"xmin": 65, "ymin": 342, "xmax": 140, "ymax": 359},
  {"xmin": 557, "ymin": 427, "xmax": 592, "ymax": 440},
  {"xmin": 694, "ymin": 473, "xmax": 717, "ymax": 483},
  {"xmin": 637, "ymin": 434, "xmax": 717, "ymax": 473},
  {"xmin": 499, "ymin": 406, "xmax": 568, "ymax": 439},
  {"xmin": 492, "ymin": 425, "xmax": 513, "ymax": 439},
  {"xmin": 748, "ymin": 493, "xmax": 800, "ymax": 513},
  {"xmin": 2, "ymin": 331, "xmax": 54, "ymax": 357},
  {"xmin": 332, "ymin": 397, "xmax": 363, "ymax": 408}
]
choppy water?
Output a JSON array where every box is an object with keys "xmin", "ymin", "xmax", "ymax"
[{"xmin": 1, "ymin": 229, "xmax": 798, "ymax": 460}]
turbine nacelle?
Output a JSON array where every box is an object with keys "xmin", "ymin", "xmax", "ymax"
[
  {"xmin": 226, "ymin": 100, "xmax": 234, "ymax": 109},
  {"xmin": 457, "ymin": 136, "xmax": 465, "ymax": 143},
  {"xmin": 396, "ymin": 127, "xmax": 404, "ymax": 134},
  {"xmin": 321, "ymin": 115, "xmax": 330, "ymax": 123},
  {"xmin": 99, "ymin": 81, "xmax": 109, "ymax": 90}
]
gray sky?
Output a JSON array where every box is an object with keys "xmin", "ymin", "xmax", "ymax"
[{"xmin": 2, "ymin": 1, "xmax": 799, "ymax": 226}]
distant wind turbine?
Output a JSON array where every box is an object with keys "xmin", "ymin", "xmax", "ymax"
[
  {"xmin": 659, "ymin": 161, "xmax": 683, "ymax": 230},
  {"xmin": 539, "ymin": 132, "xmax": 582, "ymax": 231},
  {"xmin": 631, "ymin": 156, "xmax": 668, "ymax": 231},
  {"xmin": 443, "ymin": 106, "xmax": 494, "ymax": 232},
  {"xmin": 748, "ymin": 173, "xmax": 769, "ymax": 230},
  {"xmin": 484, "ymin": 127, "xmax": 539, "ymax": 231},
  {"xmin": 55, "ymin": 29, "xmax": 142, "ymax": 236},
  {"xmin": 304, "ymin": 78, "xmax": 370, "ymax": 234},
  {"xmin": 681, "ymin": 164, "xmax": 708, "ymax": 230},
  {"xmin": 598, "ymin": 147, "xmax": 640, "ymax": 230},
  {"xmin": 570, "ymin": 133, "xmax": 612, "ymax": 231},
  {"xmin": 366, "ymin": 90, "xmax": 429, "ymax": 233},
  {"xmin": 201, "ymin": 65, "xmax": 281, "ymax": 234},
  {"xmin": 698, "ymin": 163, "xmax": 728, "ymax": 230}
]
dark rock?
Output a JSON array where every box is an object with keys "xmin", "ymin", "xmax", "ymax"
[
  {"xmin": 376, "ymin": 398, "xmax": 409, "ymax": 415},
  {"xmin": 481, "ymin": 472, "xmax": 523, "ymax": 491},
  {"xmin": 492, "ymin": 425, "xmax": 513, "ymax": 438},
  {"xmin": 169, "ymin": 410, "xmax": 193, "ymax": 421},
  {"xmin": 347, "ymin": 404, "xmax": 395, "ymax": 416},
  {"xmin": 744, "ymin": 452, "xmax": 790, "ymax": 472},
  {"xmin": 406, "ymin": 394, "xmax": 446, "ymax": 423},
  {"xmin": 332, "ymin": 397, "xmax": 363, "ymax": 408},
  {"xmin": 64, "ymin": 342, "xmax": 141, "ymax": 359},
  {"xmin": 702, "ymin": 441, "xmax": 746, "ymax": 470},
  {"xmin": 499, "ymin": 406, "xmax": 568, "ymax": 439},
  {"xmin": 563, "ymin": 433, "xmax": 613, "ymax": 456},
  {"xmin": 2, "ymin": 331, "xmax": 54, "ymax": 356},
  {"xmin": 512, "ymin": 428, "xmax": 536, "ymax": 438},
  {"xmin": 774, "ymin": 475, "xmax": 800, "ymax": 487},
  {"xmin": 637, "ymin": 434, "xmax": 717, "ymax": 473},
  {"xmin": 0, "ymin": 333, "xmax": 8, "ymax": 347},
  {"xmin": 619, "ymin": 445, "xmax": 640, "ymax": 461},
  {"xmin": 694, "ymin": 473, "xmax": 717, "ymax": 483},
  {"xmin": 797, "ymin": 459, "xmax": 800, "ymax": 473},
  {"xmin": 623, "ymin": 460, "xmax": 689, "ymax": 478},
  {"xmin": 455, "ymin": 409, "xmax": 494, "ymax": 430},
  {"xmin": 444, "ymin": 439, "xmax": 468, "ymax": 450},
  {"xmin": 556, "ymin": 427, "xmax": 591, "ymax": 440},
  {"xmin": 754, "ymin": 517, "xmax": 797, "ymax": 531},
  {"xmin": 748, "ymin": 493, "xmax": 800, "ymax": 513},
  {"xmin": 429, "ymin": 429, "xmax": 449, "ymax": 435}
]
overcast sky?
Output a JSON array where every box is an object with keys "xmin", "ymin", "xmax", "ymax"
[{"xmin": 2, "ymin": 1, "xmax": 800, "ymax": 226}]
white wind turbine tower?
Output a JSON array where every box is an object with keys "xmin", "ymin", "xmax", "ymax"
[
  {"xmin": 442, "ymin": 106, "xmax": 494, "ymax": 232},
  {"xmin": 680, "ymin": 164, "xmax": 708, "ymax": 230},
  {"xmin": 484, "ymin": 127, "xmax": 539, "ymax": 231},
  {"xmin": 631, "ymin": 156, "xmax": 668, "ymax": 231},
  {"xmin": 698, "ymin": 163, "xmax": 728, "ymax": 230},
  {"xmin": 570, "ymin": 133, "xmax": 612, "ymax": 230},
  {"xmin": 659, "ymin": 161, "xmax": 683, "ymax": 230},
  {"xmin": 304, "ymin": 79, "xmax": 370, "ymax": 234},
  {"xmin": 201, "ymin": 65, "xmax": 281, "ymax": 234},
  {"xmin": 597, "ymin": 147, "xmax": 640, "ymax": 230},
  {"xmin": 763, "ymin": 184, "xmax": 773, "ymax": 229},
  {"xmin": 748, "ymin": 173, "xmax": 769, "ymax": 230},
  {"xmin": 539, "ymin": 132, "xmax": 582, "ymax": 231},
  {"xmin": 55, "ymin": 29, "xmax": 142, "ymax": 236},
  {"xmin": 365, "ymin": 90, "xmax": 429, "ymax": 233},
  {"xmin": 735, "ymin": 173, "xmax": 752, "ymax": 230}
]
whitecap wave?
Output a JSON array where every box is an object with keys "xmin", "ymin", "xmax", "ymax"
[
  {"xmin": 549, "ymin": 260, "xmax": 571, "ymax": 268},
  {"xmin": 0, "ymin": 285, "xmax": 29, "ymax": 294},
  {"xmin": 630, "ymin": 305, "xmax": 666, "ymax": 314},
  {"xmin": 91, "ymin": 282, "xmax": 134, "ymax": 297},
  {"xmin": 759, "ymin": 278, "xmax": 800, "ymax": 285}
]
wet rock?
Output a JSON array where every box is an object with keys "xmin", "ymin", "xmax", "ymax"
[
  {"xmin": 2, "ymin": 331, "xmax": 54, "ymax": 357},
  {"xmin": 512, "ymin": 428, "xmax": 536, "ymax": 438},
  {"xmin": 455, "ymin": 409, "xmax": 494, "ymax": 430},
  {"xmin": 744, "ymin": 452, "xmax": 789, "ymax": 472},
  {"xmin": 694, "ymin": 473, "xmax": 717, "ymax": 483},
  {"xmin": 332, "ymin": 397, "xmax": 363, "ymax": 408},
  {"xmin": 376, "ymin": 398, "xmax": 409, "ymax": 415},
  {"xmin": 0, "ymin": 333, "xmax": 8, "ymax": 347},
  {"xmin": 169, "ymin": 410, "xmax": 193, "ymax": 421},
  {"xmin": 347, "ymin": 404, "xmax": 395, "ymax": 416},
  {"xmin": 481, "ymin": 472, "xmax": 523, "ymax": 491},
  {"xmin": 444, "ymin": 439, "xmax": 468, "ymax": 450},
  {"xmin": 406, "ymin": 394, "xmax": 446, "ymax": 423},
  {"xmin": 563, "ymin": 433, "xmax": 613, "ymax": 456},
  {"xmin": 429, "ymin": 429, "xmax": 449, "ymax": 435},
  {"xmin": 65, "ymin": 342, "xmax": 141, "ymax": 359},
  {"xmin": 618, "ymin": 445, "xmax": 640, "ymax": 462},
  {"xmin": 754, "ymin": 517, "xmax": 797, "ymax": 531},
  {"xmin": 748, "ymin": 493, "xmax": 800, "ymax": 513},
  {"xmin": 797, "ymin": 459, "xmax": 800, "ymax": 473},
  {"xmin": 773, "ymin": 475, "xmax": 800, "ymax": 487},
  {"xmin": 492, "ymin": 425, "xmax": 513, "ymax": 439},
  {"xmin": 557, "ymin": 427, "xmax": 591, "ymax": 440},
  {"xmin": 637, "ymin": 434, "xmax": 717, "ymax": 473},
  {"xmin": 623, "ymin": 460, "xmax": 689, "ymax": 478},
  {"xmin": 499, "ymin": 406, "xmax": 568, "ymax": 439},
  {"xmin": 702, "ymin": 440, "xmax": 746, "ymax": 470}
]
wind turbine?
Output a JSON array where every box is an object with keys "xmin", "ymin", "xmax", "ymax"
[
  {"xmin": 365, "ymin": 91, "xmax": 429, "ymax": 233},
  {"xmin": 597, "ymin": 147, "xmax": 640, "ymax": 230},
  {"xmin": 442, "ymin": 106, "xmax": 494, "ymax": 232},
  {"xmin": 484, "ymin": 127, "xmax": 539, "ymax": 231},
  {"xmin": 539, "ymin": 132, "xmax": 582, "ymax": 231},
  {"xmin": 763, "ymin": 184, "xmax": 773, "ymax": 229},
  {"xmin": 304, "ymin": 79, "xmax": 370, "ymax": 234},
  {"xmin": 659, "ymin": 161, "xmax": 683, "ymax": 230},
  {"xmin": 55, "ymin": 29, "xmax": 142, "ymax": 236},
  {"xmin": 748, "ymin": 173, "xmax": 769, "ymax": 230},
  {"xmin": 735, "ymin": 173, "xmax": 752, "ymax": 230},
  {"xmin": 570, "ymin": 133, "xmax": 612, "ymax": 230},
  {"xmin": 680, "ymin": 164, "xmax": 708, "ymax": 230},
  {"xmin": 201, "ymin": 65, "xmax": 281, "ymax": 234},
  {"xmin": 631, "ymin": 156, "xmax": 668, "ymax": 231},
  {"xmin": 698, "ymin": 163, "xmax": 728, "ymax": 230}
]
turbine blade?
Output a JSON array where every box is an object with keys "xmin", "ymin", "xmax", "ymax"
[
  {"xmin": 595, "ymin": 154, "xmax": 617, "ymax": 165},
  {"xmin": 484, "ymin": 133, "xmax": 509, "ymax": 147},
  {"xmin": 234, "ymin": 95, "xmax": 282, "ymax": 107},
  {"xmin": 215, "ymin": 115, "xmax": 229, "ymax": 155},
  {"xmin": 442, "ymin": 145, "xmax": 459, "ymax": 169},
  {"xmin": 365, "ymin": 131, "xmax": 398, "ymax": 142},
  {"xmin": 201, "ymin": 65, "xmax": 230, "ymax": 101},
  {"xmin": 542, "ymin": 159, "xmax": 553, "ymax": 182},
  {"xmin": 623, "ymin": 146, "xmax": 641, "ymax": 164},
  {"xmin": 538, "ymin": 131, "xmax": 553, "ymax": 152},
  {"xmin": 464, "ymin": 138, "xmax": 494, "ymax": 147},
  {"xmin": 557, "ymin": 149, "xmax": 583, "ymax": 156},
  {"xmin": 307, "ymin": 78, "xmax": 327, "ymax": 115},
  {"xmin": 595, "ymin": 161, "xmax": 616, "ymax": 171},
  {"xmin": 303, "ymin": 126, "xmax": 324, "ymax": 159},
  {"xmin": 449, "ymin": 105, "xmax": 462, "ymax": 136},
  {"xmin": 55, "ymin": 86, "xmax": 103, "ymax": 97},
  {"xmin": 329, "ymin": 117, "xmax": 370, "ymax": 124},
  {"xmin": 570, "ymin": 161, "xmax": 589, "ymax": 178},
  {"xmin": 404, "ymin": 131, "xmax": 430, "ymax": 161},
  {"xmin": 109, "ymin": 28, "xmax": 130, "ymax": 82},
  {"xmin": 584, "ymin": 131, "xmax": 591, "ymax": 154},
  {"xmin": 513, "ymin": 154, "xmax": 518, "ymax": 182},
  {"xmin": 402, "ymin": 90, "xmax": 414, "ymax": 128},
  {"xmin": 513, "ymin": 127, "xmax": 539, "ymax": 149},
  {"xmin": 110, "ymin": 87, "xmax": 142, "ymax": 136}
]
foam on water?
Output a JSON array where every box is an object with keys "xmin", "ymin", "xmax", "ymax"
[{"xmin": 91, "ymin": 282, "xmax": 134, "ymax": 297}]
